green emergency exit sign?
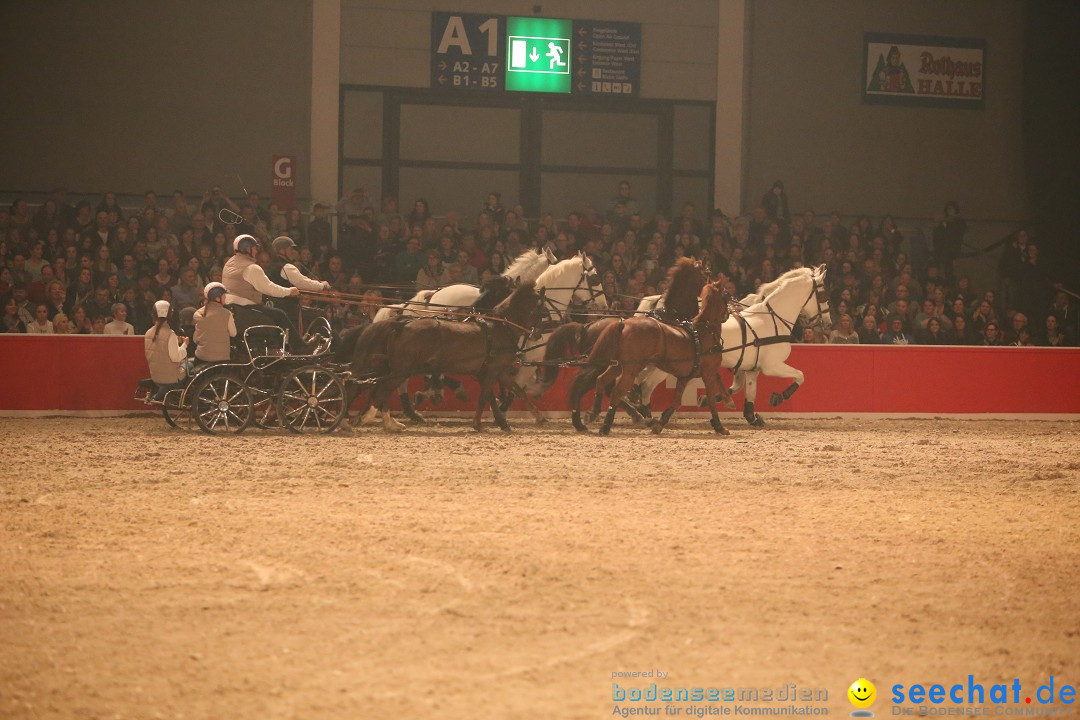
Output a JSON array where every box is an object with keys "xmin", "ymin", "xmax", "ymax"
[{"xmin": 505, "ymin": 17, "xmax": 572, "ymax": 93}]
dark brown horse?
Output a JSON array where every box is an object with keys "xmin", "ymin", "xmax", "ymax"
[
  {"xmin": 350, "ymin": 282, "xmax": 544, "ymax": 432},
  {"xmin": 543, "ymin": 258, "xmax": 711, "ymax": 422},
  {"xmin": 570, "ymin": 280, "xmax": 732, "ymax": 435}
]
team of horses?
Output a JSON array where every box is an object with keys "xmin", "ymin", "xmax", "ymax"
[{"xmin": 331, "ymin": 249, "xmax": 832, "ymax": 433}]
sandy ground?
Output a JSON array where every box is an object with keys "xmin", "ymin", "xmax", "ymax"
[{"xmin": 1, "ymin": 416, "xmax": 1078, "ymax": 720}]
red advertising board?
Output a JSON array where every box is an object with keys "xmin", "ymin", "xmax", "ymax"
[{"xmin": 271, "ymin": 155, "xmax": 296, "ymax": 209}]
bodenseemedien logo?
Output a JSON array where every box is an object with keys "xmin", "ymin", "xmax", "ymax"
[{"xmin": 848, "ymin": 678, "xmax": 877, "ymax": 717}]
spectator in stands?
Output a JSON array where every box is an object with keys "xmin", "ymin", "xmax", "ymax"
[
  {"xmin": 981, "ymin": 322, "xmax": 1003, "ymax": 346},
  {"xmin": 919, "ymin": 317, "xmax": 950, "ymax": 345},
  {"xmin": 90, "ymin": 316, "xmax": 107, "ymax": 334},
  {"xmin": 152, "ymin": 258, "xmax": 174, "ymax": 296},
  {"xmin": 171, "ymin": 268, "xmax": 201, "ymax": 311},
  {"xmin": 932, "ymin": 201, "xmax": 967, "ymax": 279},
  {"xmin": 761, "ymin": 180, "xmax": 790, "ymax": 230},
  {"xmin": 2, "ymin": 296, "xmax": 26, "ymax": 332},
  {"xmin": 969, "ymin": 300, "xmax": 996, "ymax": 334},
  {"xmin": 52, "ymin": 313, "xmax": 70, "ymax": 334},
  {"xmin": 11, "ymin": 284, "xmax": 32, "ymax": 326},
  {"xmin": 84, "ymin": 286, "xmax": 114, "ymax": 322},
  {"xmin": 1039, "ymin": 314, "xmax": 1072, "ymax": 347},
  {"xmin": 25, "ymin": 303, "xmax": 53, "ymax": 333},
  {"xmin": 414, "ymin": 250, "xmax": 444, "ymax": 291},
  {"xmin": 828, "ymin": 313, "xmax": 859, "ymax": 343},
  {"xmin": 1005, "ymin": 312, "xmax": 1029, "ymax": 344},
  {"xmin": 883, "ymin": 316, "xmax": 914, "ymax": 345},
  {"xmin": 857, "ymin": 314, "xmax": 882, "ymax": 344},
  {"xmin": 104, "ymin": 303, "xmax": 134, "ymax": 335}
]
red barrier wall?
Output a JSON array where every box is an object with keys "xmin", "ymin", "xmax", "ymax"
[{"xmin": 1, "ymin": 337, "xmax": 1078, "ymax": 416}]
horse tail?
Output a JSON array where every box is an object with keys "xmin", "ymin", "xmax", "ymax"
[
  {"xmin": 334, "ymin": 325, "xmax": 365, "ymax": 363},
  {"xmin": 568, "ymin": 320, "xmax": 623, "ymax": 416},
  {"xmin": 541, "ymin": 322, "xmax": 585, "ymax": 388},
  {"xmin": 350, "ymin": 319, "xmax": 405, "ymax": 378},
  {"xmin": 586, "ymin": 319, "xmax": 625, "ymax": 368}
]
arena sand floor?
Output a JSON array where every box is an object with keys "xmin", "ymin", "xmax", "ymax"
[{"xmin": 1, "ymin": 416, "xmax": 1077, "ymax": 719}]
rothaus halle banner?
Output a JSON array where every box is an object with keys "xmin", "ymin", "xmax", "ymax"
[{"xmin": 863, "ymin": 33, "xmax": 985, "ymax": 108}]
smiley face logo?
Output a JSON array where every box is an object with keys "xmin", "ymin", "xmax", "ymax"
[{"xmin": 848, "ymin": 678, "xmax": 876, "ymax": 715}]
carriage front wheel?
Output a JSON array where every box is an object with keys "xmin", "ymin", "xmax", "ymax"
[
  {"xmin": 189, "ymin": 371, "xmax": 253, "ymax": 435},
  {"xmin": 276, "ymin": 365, "xmax": 347, "ymax": 434}
]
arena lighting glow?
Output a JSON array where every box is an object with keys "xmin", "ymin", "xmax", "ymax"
[{"xmin": 505, "ymin": 16, "xmax": 572, "ymax": 93}]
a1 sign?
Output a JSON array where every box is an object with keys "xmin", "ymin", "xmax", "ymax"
[{"xmin": 431, "ymin": 12, "xmax": 503, "ymax": 92}]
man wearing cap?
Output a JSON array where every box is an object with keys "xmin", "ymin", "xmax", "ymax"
[
  {"xmin": 144, "ymin": 299, "xmax": 189, "ymax": 399},
  {"xmin": 267, "ymin": 235, "xmax": 330, "ymax": 322},
  {"xmin": 193, "ymin": 282, "xmax": 237, "ymax": 363},
  {"xmin": 221, "ymin": 233, "xmax": 303, "ymax": 351}
]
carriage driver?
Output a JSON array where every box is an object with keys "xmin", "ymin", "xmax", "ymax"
[
  {"xmin": 222, "ymin": 233, "xmax": 304, "ymax": 352},
  {"xmin": 268, "ymin": 235, "xmax": 330, "ymax": 321}
]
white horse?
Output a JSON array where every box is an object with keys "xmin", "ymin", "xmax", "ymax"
[
  {"xmin": 372, "ymin": 247, "xmax": 555, "ymax": 323},
  {"xmin": 587, "ymin": 266, "xmax": 830, "ymax": 429},
  {"xmin": 507, "ymin": 252, "xmax": 610, "ymax": 416}
]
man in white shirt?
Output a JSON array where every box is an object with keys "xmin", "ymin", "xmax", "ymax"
[
  {"xmin": 221, "ymin": 234, "xmax": 303, "ymax": 351},
  {"xmin": 267, "ymin": 235, "xmax": 330, "ymax": 322},
  {"xmin": 104, "ymin": 303, "xmax": 135, "ymax": 335}
]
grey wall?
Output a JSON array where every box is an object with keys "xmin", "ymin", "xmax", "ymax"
[
  {"xmin": 0, "ymin": 0, "xmax": 312, "ymax": 202},
  {"xmin": 746, "ymin": 0, "xmax": 1026, "ymax": 220},
  {"xmin": 341, "ymin": 0, "xmax": 718, "ymax": 100}
]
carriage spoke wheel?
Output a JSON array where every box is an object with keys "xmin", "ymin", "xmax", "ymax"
[
  {"xmin": 276, "ymin": 365, "xmax": 346, "ymax": 434},
  {"xmin": 161, "ymin": 401, "xmax": 188, "ymax": 429},
  {"xmin": 190, "ymin": 372, "xmax": 253, "ymax": 435}
]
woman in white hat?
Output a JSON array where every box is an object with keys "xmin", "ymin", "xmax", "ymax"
[
  {"xmin": 193, "ymin": 282, "xmax": 237, "ymax": 363},
  {"xmin": 143, "ymin": 299, "xmax": 189, "ymax": 398}
]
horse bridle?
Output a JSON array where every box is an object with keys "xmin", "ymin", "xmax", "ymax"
[
  {"xmin": 760, "ymin": 275, "xmax": 830, "ymax": 335},
  {"xmin": 542, "ymin": 261, "xmax": 606, "ymax": 321}
]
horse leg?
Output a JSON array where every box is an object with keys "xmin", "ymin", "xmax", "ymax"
[
  {"xmin": 742, "ymin": 371, "xmax": 765, "ymax": 427},
  {"xmin": 399, "ymin": 379, "xmax": 425, "ymax": 423},
  {"xmin": 569, "ymin": 366, "xmax": 599, "ymax": 432},
  {"xmin": 378, "ymin": 383, "xmax": 406, "ymax": 433},
  {"xmin": 714, "ymin": 368, "xmax": 736, "ymax": 409},
  {"xmin": 491, "ymin": 372, "xmax": 518, "ymax": 432},
  {"xmin": 766, "ymin": 363, "xmax": 805, "ymax": 407},
  {"xmin": 443, "ymin": 374, "xmax": 468, "ymax": 402},
  {"xmin": 509, "ymin": 379, "xmax": 546, "ymax": 424},
  {"xmin": 429, "ymin": 373, "xmax": 444, "ymax": 406},
  {"xmin": 701, "ymin": 364, "xmax": 730, "ymax": 435},
  {"xmin": 593, "ymin": 365, "xmax": 621, "ymax": 433},
  {"xmin": 473, "ymin": 377, "xmax": 494, "ymax": 432},
  {"xmin": 636, "ymin": 369, "xmax": 667, "ymax": 420},
  {"xmin": 649, "ymin": 376, "xmax": 689, "ymax": 434},
  {"xmin": 599, "ymin": 367, "xmax": 639, "ymax": 436}
]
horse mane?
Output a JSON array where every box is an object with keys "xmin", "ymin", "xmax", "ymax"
[
  {"xmin": 492, "ymin": 280, "xmax": 537, "ymax": 318},
  {"xmin": 504, "ymin": 249, "xmax": 546, "ymax": 282},
  {"xmin": 534, "ymin": 254, "xmax": 580, "ymax": 289},
  {"xmin": 741, "ymin": 267, "xmax": 814, "ymax": 311},
  {"xmin": 664, "ymin": 258, "xmax": 706, "ymax": 321}
]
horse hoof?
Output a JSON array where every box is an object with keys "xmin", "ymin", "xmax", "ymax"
[
  {"xmin": 723, "ymin": 398, "xmax": 736, "ymax": 410},
  {"xmin": 407, "ymin": 412, "xmax": 426, "ymax": 424},
  {"xmin": 697, "ymin": 395, "xmax": 709, "ymax": 408},
  {"xmin": 499, "ymin": 425, "xmax": 513, "ymax": 434},
  {"xmin": 769, "ymin": 392, "xmax": 783, "ymax": 407},
  {"xmin": 586, "ymin": 411, "xmax": 599, "ymax": 423},
  {"xmin": 650, "ymin": 422, "xmax": 664, "ymax": 435},
  {"xmin": 534, "ymin": 416, "xmax": 548, "ymax": 425},
  {"xmin": 598, "ymin": 425, "xmax": 612, "ymax": 436},
  {"xmin": 749, "ymin": 416, "xmax": 766, "ymax": 428}
]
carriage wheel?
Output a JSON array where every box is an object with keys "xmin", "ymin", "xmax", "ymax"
[
  {"xmin": 162, "ymin": 402, "xmax": 187, "ymax": 428},
  {"xmin": 276, "ymin": 365, "xmax": 347, "ymax": 434},
  {"xmin": 190, "ymin": 371, "xmax": 253, "ymax": 435}
]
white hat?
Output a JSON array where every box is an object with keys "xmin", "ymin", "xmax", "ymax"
[
  {"xmin": 233, "ymin": 233, "xmax": 257, "ymax": 252},
  {"xmin": 154, "ymin": 299, "xmax": 171, "ymax": 318},
  {"xmin": 204, "ymin": 282, "xmax": 227, "ymax": 301}
]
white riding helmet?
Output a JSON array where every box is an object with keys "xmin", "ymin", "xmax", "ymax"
[
  {"xmin": 153, "ymin": 299, "xmax": 171, "ymax": 318},
  {"xmin": 233, "ymin": 233, "xmax": 258, "ymax": 252},
  {"xmin": 204, "ymin": 282, "xmax": 227, "ymax": 302}
]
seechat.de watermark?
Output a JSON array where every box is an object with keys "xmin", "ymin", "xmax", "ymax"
[{"xmin": 891, "ymin": 676, "xmax": 1076, "ymax": 716}]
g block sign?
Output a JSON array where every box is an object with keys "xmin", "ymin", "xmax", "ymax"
[
  {"xmin": 431, "ymin": 12, "xmax": 503, "ymax": 91},
  {"xmin": 271, "ymin": 155, "xmax": 296, "ymax": 209},
  {"xmin": 863, "ymin": 32, "xmax": 985, "ymax": 108}
]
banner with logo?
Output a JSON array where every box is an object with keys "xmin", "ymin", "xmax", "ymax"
[
  {"xmin": 863, "ymin": 33, "xmax": 985, "ymax": 108},
  {"xmin": 271, "ymin": 155, "xmax": 296, "ymax": 209}
]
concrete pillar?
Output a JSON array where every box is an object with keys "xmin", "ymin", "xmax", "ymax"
[
  {"xmin": 714, "ymin": 0, "xmax": 748, "ymax": 216},
  {"xmin": 310, "ymin": 0, "xmax": 341, "ymax": 207}
]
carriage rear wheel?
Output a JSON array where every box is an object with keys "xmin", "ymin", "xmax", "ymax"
[
  {"xmin": 190, "ymin": 371, "xmax": 253, "ymax": 435},
  {"xmin": 276, "ymin": 365, "xmax": 347, "ymax": 434},
  {"xmin": 162, "ymin": 402, "xmax": 186, "ymax": 428}
]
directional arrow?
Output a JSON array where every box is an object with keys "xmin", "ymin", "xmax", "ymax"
[
  {"xmin": 577, "ymin": 81, "xmax": 585, "ymax": 91},
  {"xmin": 438, "ymin": 75, "xmax": 447, "ymax": 85},
  {"xmin": 438, "ymin": 61, "xmax": 447, "ymax": 71},
  {"xmin": 578, "ymin": 41, "xmax": 587, "ymax": 51},
  {"xmin": 529, "ymin": 47, "xmax": 539, "ymax": 62},
  {"xmin": 578, "ymin": 27, "xmax": 588, "ymax": 36},
  {"xmin": 577, "ymin": 68, "xmax": 586, "ymax": 77},
  {"xmin": 577, "ymin": 55, "xmax": 586, "ymax": 64}
]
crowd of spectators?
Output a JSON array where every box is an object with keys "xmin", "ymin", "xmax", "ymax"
[{"xmin": 1, "ymin": 180, "xmax": 1075, "ymax": 349}]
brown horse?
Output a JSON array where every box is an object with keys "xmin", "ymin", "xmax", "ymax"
[
  {"xmin": 547, "ymin": 258, "xmax": 712, "ymax": 423},
  {"xmin": 570, "ymin": 280, "xmax": 732, "ymax": 435},
  {"xmin": 350, "ymin": 282, "xmax": 544, "ymax": 432}
]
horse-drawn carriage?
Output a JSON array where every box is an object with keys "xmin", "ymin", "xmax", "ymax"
[{"xmin": 135, "ymin": 317, "xmax": 356, "ymax": 435}]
